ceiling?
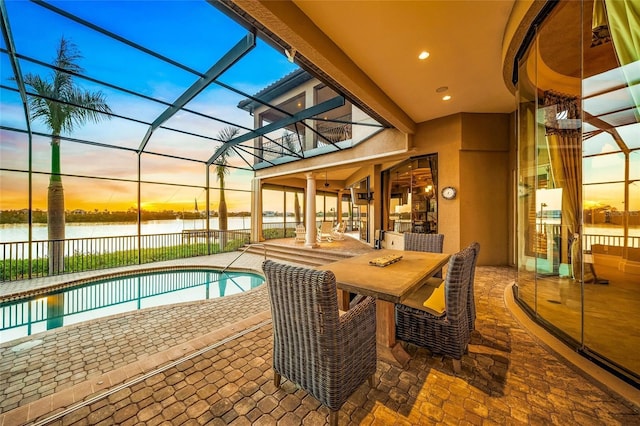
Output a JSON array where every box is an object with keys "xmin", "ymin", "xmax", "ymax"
[
  {"xmin": 292, "ymin": 0, "xmax": 517, "ymax": 125},
  {"xmin": 232, "ymin": 0, "xmax": 519, "ymax": 184}
]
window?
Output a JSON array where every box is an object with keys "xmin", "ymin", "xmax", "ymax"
[{"xmin": 386, "ymin": 155, "xmax": 437, "ymax": 234}]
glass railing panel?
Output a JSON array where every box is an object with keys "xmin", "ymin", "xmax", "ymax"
[{"xmin": 515, "ymin": 55, "xmax": 538, "ymax": 312}]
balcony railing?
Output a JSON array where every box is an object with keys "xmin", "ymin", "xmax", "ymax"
[
  {"xmin": 0, "ymin": 230, "xmax": 250, "ymax": 282},
  {"xmin": 260, "ymin": 134, "xmax": 301, "ymax": 163},
  {"xmin": 317, "ymin": 121, "xmax": 352, "ymax": 144},
  {"xmin": 583, "ymin": 233, "xmax": 640, "ymax": 252},
  {"xmin": 534, "ymin": 226, "xmax": 639, "ymax": 260},
  {"xmin": 258, "ymin": 117, "xmax": 353, "ymax": 163}
]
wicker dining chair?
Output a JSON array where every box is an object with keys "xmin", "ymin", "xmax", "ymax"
[
  {"xmin": 466, "ymin": 242, "xmax": 481, "ymax": 331},
  {"xmin": 395, "ymin": 245, "xmax": 474, "ymax": 373},
  {"xmin": 262, "ymin": 260, "xmax": 377, "ymax": 425},
  {"xmin": 404, "ymin": 232, "xmax": 445, "ymax": 277}
]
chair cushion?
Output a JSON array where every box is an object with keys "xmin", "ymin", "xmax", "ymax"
[
  {"xmin": 400, "ymin": 277, "xmax": 445, "ymax": 316},
  {"xmin": 422, "ymin": 283, "xmax": 446, "ymax": 316}
]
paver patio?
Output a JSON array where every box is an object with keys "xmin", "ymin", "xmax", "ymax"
[{"xmin": 0, "ymin": 247, "xmax": 638, "ymax": 425}]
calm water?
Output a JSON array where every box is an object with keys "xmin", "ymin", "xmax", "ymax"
[
  {"xmin": 0, "ymin": 217, "xmax": 289, "ymax": 243},
  {"xmin": 2, "ymin": 219, "xmax": 638, "ymax": 243}
]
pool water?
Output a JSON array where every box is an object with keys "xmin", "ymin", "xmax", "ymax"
[{"xmin": 0, "ymin": 268, "xmax": 264, "ymax": 344}]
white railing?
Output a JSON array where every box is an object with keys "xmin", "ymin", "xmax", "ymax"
[{"xmin": 583, "ymin": 234, "xmax": 640, "ymax": 252}]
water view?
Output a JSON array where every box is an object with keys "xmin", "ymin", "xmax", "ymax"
[
  {"xmin": 3, "ymin": 219, "xmax": 638, "ymax": 244},
  {"xmin": 0, "ymin": 217, "xmax": 282, "ymax": 243}
]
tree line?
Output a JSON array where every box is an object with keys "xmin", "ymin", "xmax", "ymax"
[{"xmin": 0, "ymin": 210, "xmax": 251, "ymax": 224}]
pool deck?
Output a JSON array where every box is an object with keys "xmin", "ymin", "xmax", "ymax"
[{"xmin": 1, "ymin": 240, "xmax": 639, "ymax": 425}]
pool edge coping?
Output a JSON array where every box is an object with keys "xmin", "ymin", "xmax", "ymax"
[{"xmin": 1, "ymin": 262, "xmax": 265, "ymax": 303}]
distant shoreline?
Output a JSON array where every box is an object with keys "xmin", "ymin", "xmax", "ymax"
[{"xmin": 0, "ymin": 210, "xmax": 252, "ymax": 225}]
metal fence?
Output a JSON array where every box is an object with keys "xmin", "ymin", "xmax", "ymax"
[
  {"xmin": 261, "ymin": 222, "xmax": 298, "ymax": 240},
  {"xmin": 1, "ymin": 229, "xmax": 250, "ymax": 282},
  {"xmin": 5, "ymin": 227, "xmax": 635, "ymax": 282}
]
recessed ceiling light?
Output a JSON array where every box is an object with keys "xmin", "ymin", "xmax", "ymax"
[
  {"xmin": 436, "ymin": 86, "xmax": 448, "ymax": 93},
  {"xmin": 442, "ymin": 95, "xmax": 452, "ymax": 101},
  {"xmin": 418, "ymin": 51, "xmax": 430, "ymax": 60}
]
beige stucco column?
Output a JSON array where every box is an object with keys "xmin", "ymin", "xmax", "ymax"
[
  {"xmin": 305, "ymin": 172, "xmax": 318, "ymax": 247},
  {"xmin": 250, "ymin": 178, "xmax": 262, "ymax": 243}
]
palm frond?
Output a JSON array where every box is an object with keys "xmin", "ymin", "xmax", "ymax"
[
  {"xmin": 24, "ymin": 74, "xmax": 57, "ymax": 130},
  {"xmin": 65, "ymin": 88, "xmax": 112, "ymax": 132},
  {"xmin": 214, "ymin": 126, "xmax": 241, "ymax": 181},
  {"xmin": 52, "ymin": 37, "xmax": 83, "ymax": 97},
  {"xmin": 22, "ymin": 36, "xmax": 111, "ymax": 136}
]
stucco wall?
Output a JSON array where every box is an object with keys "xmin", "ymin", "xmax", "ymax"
[
  {"xmin": 460, "ymin": 113, "xmax": 511, "ymax": 265},
  {"xmin": 460, "ymin": 150, "xmax": 509, "ymax": 265},
  {"xmin": 413, "ymin": 113, "xmax": 511, "ymax": 265},
  {"xmin": 414, "ymin": 114, "xmax": 462, "ymax": 257}
]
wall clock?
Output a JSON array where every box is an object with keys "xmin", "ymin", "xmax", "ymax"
[{"xmin": 441, "ymin": 186, "xmax": 457, "ymax": 200}]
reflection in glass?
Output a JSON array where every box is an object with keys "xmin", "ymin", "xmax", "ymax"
[
  {"xmin": 583, "ymin": 131, "xmax": 617, "ymax": 157},
  {"xmin": 583, "ymin": 153, "xmax": 625, "ymax": 185},
  {"xmin": 630, "ymin": 151, "xmax": 640, "ymax": 182},
  {"xmin": 386, "ymin": 155, "xmax": 437, "ymax": 235},
  {"xmin": 515, "ymin": 0, "xmax": 640, "ymax": 384}
]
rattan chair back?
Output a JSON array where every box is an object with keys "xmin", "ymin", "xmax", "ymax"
[
  {"xmin": 395, "ymin": 244, "xmax": 475, "ymax": 371},
  {"xmin": 466, "ymin": 242, "xmax": 480, "ymax": 331},
  {"xmin": 262, "ymin": 260, "xmax": 377, "ymax": 424},
  {"xmin": 404, "ymin": 233, "xmax": 445, "ymax": 277}
]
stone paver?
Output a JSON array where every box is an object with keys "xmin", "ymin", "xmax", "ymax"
[
  {"xmin": 0, "ymin": 253, "xmax": 270, "ymax": 414},
  {"xmin": 0, "ymin": 249, "xmax": 639, "ymax": 424}
]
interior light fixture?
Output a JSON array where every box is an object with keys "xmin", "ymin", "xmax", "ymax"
[
  {"xmin": 436, "ymin": 86, "xmax": 448, "ymax": 93},
  {"xmin": 324, "ymin": 171, "xmax": 330, "ymax": 188},
  {"xmin": 418, "ymin": 51, "xmax": 430, "ymax": 60},
  {"xmin": 442, "ymin": 95, "xmax": 452, "ymax": 101}
]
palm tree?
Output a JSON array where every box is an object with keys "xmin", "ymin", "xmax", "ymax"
[
  {"xmin": 282, "ymin": 131, "xmax": 302, "ymax": 226},
  {"xmin": 24, "ymin": 37, "xmax": 112, "ymax": 274},
  {"xmin": 214, "ymin": 126, "xmax": 241, "ymax": 249},
  {"xmin": 294, "ymin": 191, "xmax": 302, "ymax": 224}
]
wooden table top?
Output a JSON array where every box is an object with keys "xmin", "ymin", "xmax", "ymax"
[{"xmin": 317, "ymin": 249, "xmax": 450, "ymax": 303}]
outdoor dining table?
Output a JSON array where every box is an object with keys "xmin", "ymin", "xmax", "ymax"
[{"xmin": 317, "ymin": 249, "xmax": 450, "ymax": 367}]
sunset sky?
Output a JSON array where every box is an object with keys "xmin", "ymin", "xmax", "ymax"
[
  {"xmin": 0, "ymin": 0, "xmax": 296, "ymax": 212},
  {"xmin": 1, "ymin": 1, "xmax": 639, "ymax": 215}
]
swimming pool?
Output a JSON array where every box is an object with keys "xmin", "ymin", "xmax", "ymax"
[{"xmin": 0, "ymin": 267, "xmax": 265, "ymax": 344}]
